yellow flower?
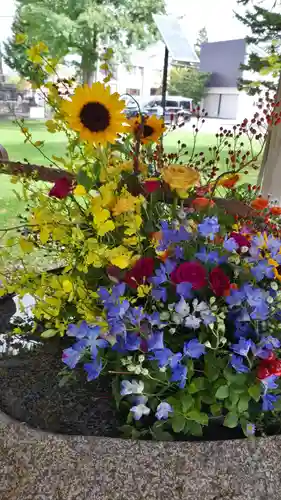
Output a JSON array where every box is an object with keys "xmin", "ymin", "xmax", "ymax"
[
  {"xmin": 123, "ymin": 236, "xmax": 139, "ymax": 246},
  {"xmin": 26, "ymin": 42, "xmax": 48, "ymax": 64},
  {"xmin": 74, "ymin": 185, "xmax": 87, "ymax": 196},
  {"xmin": 107, "ymin": 246, "xmax": 133, "ymax": 268},
  {"xmin": 268, "ymin": 258, "xmax": 281, "ymax": 281},
  {"xmin": 129, "ymin": 115, "xmax": 165, "ymax": 144},
  {"xmin": 93, "ymin": 208, "xmax": 111, "ymax": 224},
  {"xmin": 162, "ymin": 165, "xmax": 200, "ymax": 195},
  {"xmin": 137, "ymin": 284, "xmax": 152, "ymax": 298},
  {"xmin": 112, "ymin": 193, "xmax": 139, "ymax": 216},
  {"xmin": 62, "ymin": 82, "xmax": 126, "ymax": 144},
  {"xmin": 97, "ymin": 219, "xmax": 115, "ymax": 236},
  {"xmin": 45, "ymin": 119, "xmax": 58, "ymax": 133}
]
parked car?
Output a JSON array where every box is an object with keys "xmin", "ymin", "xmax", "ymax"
[
  {"xmin": 142, "ymin": 96, "xmax": 193, "ymax": 125},
  {"xmin": 124, "ymin": 96, "xmax": 140, "ymax": 118}
]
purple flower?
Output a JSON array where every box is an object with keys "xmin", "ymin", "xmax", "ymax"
[
  {"xmin": 251, "ymin": 260, "xmax": 274, "ymax": 282},
  {"xmin": 86, "ymin": 326, "xmax": 109, "ymax": 358},
  {"xmin": 174, "ymin": 246, "xmax": 184, "ymax": 259},
  {"xmin": 152, "ymin": 287, "xmax": 167, "ymax": 302},
  {"xmin": 176, "ymin": 282, "xmax": 193, "ymax": 299},
  {"xmin": 147, "ymin": 331, "xmax": 164, "ymax": 351},
  {"xmin": 130, "ymin": 403, "xmax": 150, "ymax": 420},
  {"xmin": 120, "ymin": 379, "xmax": 144, "ymax": 396},
  {"xmin": 155, "ymin": 402, "xmax": 173, "ymax": 420},
  {"xmin": 170, "ymin": 363, "xmax": 187, "ymax": 388},
  {"xmin": 198, "ymin": 216, "xmax": 220, "ymax": 240},
  {"xmin": 231, "ymin": 338, "xmax": 252, "ymax": 357},
  {"xmin": 230, "ymin": 354, "xmax": 250, "ymax": 373},
  {"xmin": 196, "ymin": 248, "xmax": 227, "ymax": 264},
  {"xmin": 67, "ymin": 321, "xmax": 89, "ymax": 339},
  {"xmin": 183, "ymin": 339, "xmax": 206, "ymax": 359},
  {"xmin": 246, "ymin": 423, "xmax": 256, "ymax": 436},
  {"xmin": 125, "ymin": 306, "xmax": 145, "ymax": 326},
  {"xmin": 124, "ymin": 333, "xmax": 141, "ymax": 351},
  {"xmin": 62, "ymin": 339, "xmax": 87, "ymax": 369},
  {"xmin": 150, "ymin": 266, "xmax": 167, "ymax": 286},
  {"xmin": 149, "ymin": 348, "xmax": 182, "ymax": 368},
  {"xmin": 261, "ymin": 375, "xmax": 279, "ymax": 393},
  {"xmin": 84, "ymin": 358, "xmax": 102, "ymax": 381},
  {"xmin": 262, "ymin": 393, "xmax": 278, "ymax": 411},
  {"xmin": 243, "ymin": 284, "xmax": 269, "ymax": 320},
  {"xmin": 260, "ymin": 336, "xmax": 281, "ymax": 350},
  {"xmin": 226, "ymin": 289, "xmax": 245, "ymax": 307},
  {"xmin": 223, "ymin": 237, "xmax": 239, "ymax": 252}
]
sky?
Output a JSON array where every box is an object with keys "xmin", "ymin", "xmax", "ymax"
[{"xmin": 0, "ymin": 0, "xmax": 249, "ymax": 45}]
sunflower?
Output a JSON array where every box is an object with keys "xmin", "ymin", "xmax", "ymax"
[
  {"xmin": 62, "ymin": 82, "xmax": 126, "ymax": 144},
  {"xmin": 129, "ymin": 114, "xmax": 165, "ymax": 144}
]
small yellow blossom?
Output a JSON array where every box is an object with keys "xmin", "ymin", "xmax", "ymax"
[
  {"xmin": 74, "ymin": 185, "xmax": 87, "ymax": 196},
  {"xmin": 137, "ymin": 284, "xmax": 152, "ymax": 298}
]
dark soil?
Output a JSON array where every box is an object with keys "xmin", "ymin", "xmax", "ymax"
[{"xmin": 0, "ymin": 347, "xmax": 120, "ymax": 436}]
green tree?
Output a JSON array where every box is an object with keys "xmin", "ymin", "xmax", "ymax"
[
  {"xmin": 168, "ymin": 66, "xmax": 209, "ymax": 104},
  {"xmin": 235, "ymin": 0, "xmax": 281, "ymax": 93},
  {"xmin": 194, "ymin": 27, "xmax": 208, "ymax": 58},
  {"xmin": 4, "ymin": 0, "xmax": 165, "ymax": 84}
]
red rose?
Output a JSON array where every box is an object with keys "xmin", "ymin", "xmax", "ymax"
[
  {"xmin": 125, "ymin": 257, "xmax": 155, "ymax": 289},
  {"xmin": 269, "ymin": 359, "xmax": 281, "ymax": 376},
  {"xmin": 230, "ymin": 232, "xmax": 251, "ymax": 249},
  {"xmin": 49, "ymin": 177, "xmax": 73, "ymax": 199},
  {"xmin": 143, "ymin": 179, "xmax": 161, "ymax": 194},
  {"xmin": 209, "ymin": 267, "xmax": 230, "ymax": 297},
  {"xmin": 171, "ymin": 261, "xmax": 207, "ymax": 290},
  {"xmin": 257, "ymin": 365, "xmax": 271, "ymax": 380}
]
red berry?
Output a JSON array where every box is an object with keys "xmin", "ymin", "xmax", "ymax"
[
  {"xmin": 269, "ymin": 359, "xmax": 281, "ymax": 376},
  {"xmin": 257, "ymin": 365, "xmax": 271, "ymax": 380}
]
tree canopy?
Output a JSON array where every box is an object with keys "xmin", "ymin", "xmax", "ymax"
[
  {"xmin": 236, "ymin": 0, "xmax": 281, "ymax": 93},
  {"xmin": 4, "ymin": 0, "xmax": 165, "ymax": 84},
  {"xmin": 168, "ymin": 66, "xmax": 209, "ymax": 104},
  {"xmin": 194, "ymin": 27, "xmax": 208, "ymax": 58}
]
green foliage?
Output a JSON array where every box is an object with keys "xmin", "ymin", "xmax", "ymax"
[
  {"xmin": 168, "ymin": 66, "xmax": 209, "ymax": 104},
  {"xmin": 235, "ymin": 2, "xmax": 281, "ymax": 93},
  {"xmin": 5, "ymin": 0, "xmax": 165, "ymax": 83},
  {"xmin": 194, "ymin": 26, "xmax": 208, "ymax": 57}
]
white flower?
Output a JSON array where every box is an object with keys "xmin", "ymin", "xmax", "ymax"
[
  {"xmin": 271, "ymin": 282, "xmax": 278, "ymax": 291},
  {"xmin": 141, "ymin": 368, "xmax": 149, "ymax": 376},
  {"xmin": 171, "ymin": 312, "xmax": 183, "ymax": 325},
  {"xmin": 138, "ymin": 355, "xmax": 145, "ymax": 363},
  {"xmin": 120, "ymin": 379, "xmax": 144, "ymax": 396},
  {"xmin": 155, "ymin": 402, "xmax": 173, "ymax": 420},
  {"xmin": 175, "ymin": 297, "xmax": 190, "ymax": 316},
  {"xmin": 130, "ymin": 403, "xmax": 150, "ymax": 420},
  {"xmin": 184, "ymin": 315, "xmax": 201, "ymax": 329},
  {"xmin": 134, "ymin": 366, "xmax": 141, "ymax": 374}
]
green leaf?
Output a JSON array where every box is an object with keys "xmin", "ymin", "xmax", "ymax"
[
  {"xmin": 187, "ymin": 410, "xmax": 208, "ymax": 426},
  {"xmin": 181, "ymin": 394, "xmax": 193, "ymax": 413},
  {"xmin": 238, "ymin": 395, "xmax": 250, "ymax": 413},
  {"xmin": 77, "ymin": 168, "xmax": 93, "ymax": 191},
  {"xmin": 152, "ymin": 422, "xmax": 173, "ymax": 441},
  {"xmin": 119, "ymin": 425, "xmax": 134, "ymax": 438},
  {"xmin": 248, "ymin": 384, "xmax": 261, "ymax": 402},
  {"xmin": 187, "ymin": 359, "xmax": 194, "ymax": 379},
  {"xmin": 185, "ymin": 420, "xmax": 203, "ymax": 437},
  {"xmin": 204, "ymin": 353, "xmax": 219, "ymax": 381},
  {"xmin": 171, "ymin": 415, "xmax": 186, "ymax": 433},
  {"xmin": 215, "ymin": 385, "xmax": 229, "ymax": 399},
  {"xmin": 224, "ymin": 412, "xmax": 238, "ymax": 428},
  {"xmin": 210, "ymin": 403, "xmax": 222, "ymax": 416},
  {"xmin": 166, "ymin": 396, "xmax": 182, "ymax": 413},
  {"xmin": 224, "ymin": 369, "xmax": 247, "ymax": 386},
  {"xmin": 41, "ymin": 329, "xmax": 57, "ymax": 338}
]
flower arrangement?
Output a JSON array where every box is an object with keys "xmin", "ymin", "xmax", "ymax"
[{"xmin": 2, "ymin": 40, "xmax": 281, "ymax": 439}]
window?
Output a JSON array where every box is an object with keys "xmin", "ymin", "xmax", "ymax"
[
  {"xmin": 126, "ymin": 88, "xmax": 140, "ymax": 96},
  {"xmin": 166, "ymin": 100, "xmax": 178, "ymax": 107},
  {"xmin": 180, "ymin": 100, "xmax": 192, "ymax": 110},
  {"xmin": 150, "ymin": 87, "xmax": 161, "ymax": 96}
]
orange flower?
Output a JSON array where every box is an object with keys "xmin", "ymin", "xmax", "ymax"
[
  {"xmin": 218, "ymin": 174, "xmax": 240, "ymax": 189},
  {"xmin": 151, "ymin": 231, "xmax": 163, "ymax": 242},
  {"xmin": 157, "ymin": 249, "xmax": 170, "ymax": 262},
  {"xmin": 192, "ymin": 197, "xmax": 214, "ymax": 210},
  {"xmin": 251, "ymin": 197, "xmax": 269, "ymax": 210},
  {"xmin": 270, "ymin": 206, "xmax": 281, "ymax": 216}
]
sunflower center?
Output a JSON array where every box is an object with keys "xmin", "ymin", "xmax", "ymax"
[
  {"xmin": 143, "ymin": 125, "xmax": 154, "ymax": 138},
  {"xmin": 80, "ymin": 102, "xmax": 110, "ymax": 132}
]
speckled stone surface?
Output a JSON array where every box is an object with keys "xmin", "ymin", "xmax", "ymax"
[{"xmin": 0, "ymin": 412, "xmax": 280, "ymax": 500}]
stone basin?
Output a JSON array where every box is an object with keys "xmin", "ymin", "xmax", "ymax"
[{"xmin": 0, "ymin": 408, "xmax": 280, "ymax": 500}]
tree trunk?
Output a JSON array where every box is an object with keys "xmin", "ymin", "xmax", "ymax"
[
  {"xmin": 260, "ymin": 72, "xmax": 281, "ymax": 202},
  {"xmin": 81, "ymin": 30, "xmax": 98, "ymax": 86}
]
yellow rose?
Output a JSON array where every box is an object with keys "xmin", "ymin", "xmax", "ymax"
[{"xmin": 162, "ymin": 165, "xmax": 200, "ymax": 194}]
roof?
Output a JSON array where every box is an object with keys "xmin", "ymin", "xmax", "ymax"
[{"xmin": 199, "ymin": 39, "xmax": 247, "ymax": 88}]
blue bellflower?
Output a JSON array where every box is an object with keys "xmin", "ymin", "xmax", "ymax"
[
  {"xmin": 231, "ymin": 338, "xmax": 252, "ymax": 357},
  {"xmin": 262, "ymin": 393, "xmax": 279, "ymax": 411},
  {"xmin": 198, "ymin": 216, "xmax": 220, "ymax": 240},
  {"xmin": 230, "ymin": 354, "xmax": 250, "ymax": 373},
  {"xmin": 156, "ymin": 402, "xmax": 173, "ymax": 420},
  {"xmin": 183, "ymin": 339, "xmax": 206, "ymax": 358},
  {"xmin": 84, "ymin": 358, "xmax": 103, "ymax": 381}
]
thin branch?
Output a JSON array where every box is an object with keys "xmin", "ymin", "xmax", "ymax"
[{"xmin": 0, "ymin": 159, "xmax": 75, "ymax": 183}]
